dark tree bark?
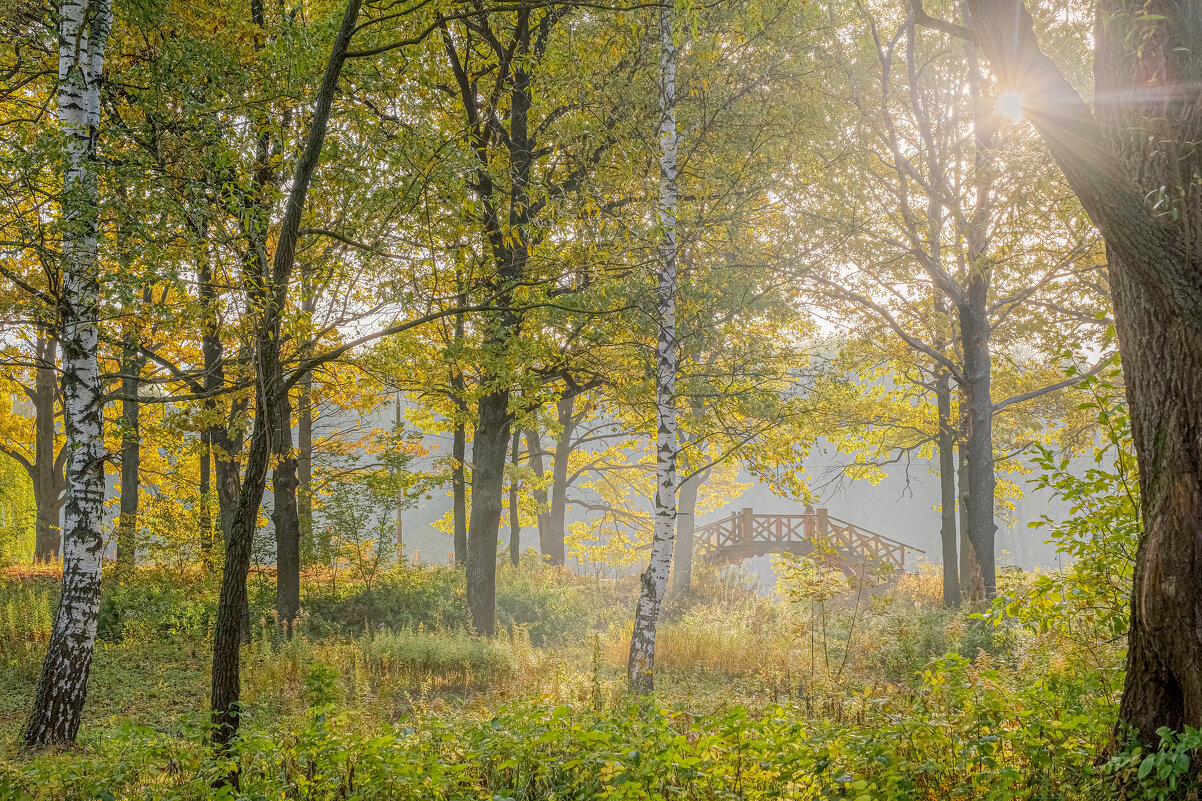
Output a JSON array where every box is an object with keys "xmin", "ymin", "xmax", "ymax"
[
  {"xmin": 272, "ymin": 388, "xmax": 300, "ymax": 632},
  {"xmin": 199, "ymin": 428, "xmax": 214, "ymax": 568},
  {"xmin": 466, "ymin": 390, "xmax": 511, "ymax": 635},
  {"xmin": 945, "ymin": 0, "xmax": 1202, "ymax": 741},
  {"xmin": 508, "ymin": 428, "xmax": 521, "ymax": 567},
  {"xmin": 115, "ymin": 336, "xmax": 145, "ymax": 579},
  {"xmin": 210, "ymin": 0, "xmax": 361, "ymax": 761}
]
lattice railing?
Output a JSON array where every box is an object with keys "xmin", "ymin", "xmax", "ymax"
[{"xmin": 693, "ymin": 507, "xmax": 923, "ymax": 571}]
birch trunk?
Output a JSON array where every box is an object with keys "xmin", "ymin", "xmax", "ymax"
[
  {"xmin": 24, "ymin": 0, "xmax": 112, "ymax": 747},
  {"xmin": 628, "ymin": 1, "xmax": 678, "ymax": 695}
]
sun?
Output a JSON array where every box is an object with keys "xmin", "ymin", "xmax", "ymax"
[{"xmin": 997, "ymin": 91, "xmax": 1024, "ymax": 122}]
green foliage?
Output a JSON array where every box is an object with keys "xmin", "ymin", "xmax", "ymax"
[
  {"xmin": 302, "ymin": 565, "xmax": 468, "ymax": 636},
  {"xmin": 1105, "ymin": 726, "xmax": 1202, "ymax": 801},
  {"xmin": 984, "ymin": 366, "xmax": 1138, "ymax": 642},
  {"xmin": 366, "ymin": 627, "xmax": 524, "ymax": 688},
  {"xmin": 97, "ymin": 581, "xmax": 214, "ymax": 642},
  {"xmin": 495, "ymin": 565, "xmax": 596, "ymax": 646}
]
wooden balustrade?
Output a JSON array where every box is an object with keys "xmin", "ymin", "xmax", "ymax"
[{"xmin": 692, "ymin": 507, "xmax": 923, "ymax": 573}]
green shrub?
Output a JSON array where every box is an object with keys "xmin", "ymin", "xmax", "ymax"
[
  {"xmin": 495, "ymin": 565, "xmax": 596, "ymax": 645},
  {"xmin": 365, "ymin": 627, "xmax": 522, "ymax": 688},
  {"xmin": 302, "ymin": 566, "xmax": 468, "ymax": 637}
]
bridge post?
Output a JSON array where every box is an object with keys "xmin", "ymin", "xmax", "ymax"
[
  {"xmin": 817, "ymin": 508, "xmax": 829, "ymax": 536},
  {"xmin": 804, "ymin": 506, "xmax": 816, "ymax": 538},
  {"xmin": 740, "ymin": 507, "xmax": 753, "ymax": 541}
]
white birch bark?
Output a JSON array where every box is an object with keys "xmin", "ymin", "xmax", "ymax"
[
  {"xmin": 628, "ymin": 0, "xmax": 678, "ymax": 695},
  {"xmin": 25, "ymin": 0, "xmax": 113, "ymax": 746}
]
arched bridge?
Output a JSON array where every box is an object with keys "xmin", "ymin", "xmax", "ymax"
[{"xmin": 694, "ymin": 507, "xmax": 924, "ymax": 574}]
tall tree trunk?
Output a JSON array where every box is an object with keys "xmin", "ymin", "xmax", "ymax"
[
  {"xmin": 525, "ymin": 429, "xmax": 552, "ymax": 554},
  {"xmin": 957, "ymin": 434, "xmax": 982, "ymax": 601},
  {"xmin": 272, "ymin": 389, "xmax": 300, "ymax": 632},
  {"xmin": 199, "ymin": 429, "xmax": 214, "ymax": 570},
  {"xmin": 32, "ymin": 336, "xmax": 63, "ymax": 562},
  {"xmin": 935, "ymin": 367, "xmax": 960, "ymax": 607},
  {"xmin": 24, "ymin": 0, "xmax": 113, "ymax": 747},
  {"xmin": 955, "ymin": 35, "xmax": 998, "ymax": 600},
  {"xmin": 628, "ymin": 1, "xmax": 678, "ymax": 695},
  {"xmin": 452, "ymin": 413, "xmax": 468, "ymax": 567},
  {"xmin": 947, "ymin": 0, "xmax": 1202, "ymax": 736},
  {"xmin": 210, "ymin": 0, "xmax": 361, "ymax": 760},
  {"xmin": 546, "ymin": 396, "xmax": 575, "ymax": 566},
  {"xmin": 670, "ymin": 467, "xmax": 704, "ymax": 595},
  {"xmin": 297, "ymin": 265, "xmax": 315, "ymax": 559},
  {"xmin": 508, "ymin": 428, "xmax": 521, "ymax": 567},
  {"xmin": 466, "ymin": 390, "xmax": 511, "ymax": 635},
  {"xmin": 394, "ymin": 395, "xmax": 403, "ymax": 564},
  {"xmin": 115, "ymin": 338, "xmax": 143, "ymax": 580}
]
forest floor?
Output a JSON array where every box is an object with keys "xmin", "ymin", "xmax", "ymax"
[{"xmin": 0, "ymin": 559, "xmax": 1163, "ymax": 800}]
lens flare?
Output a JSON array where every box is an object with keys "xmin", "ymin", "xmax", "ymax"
[{"xmin": 997, "ymin": 91, "xmax": 1024, "ymax": 122}]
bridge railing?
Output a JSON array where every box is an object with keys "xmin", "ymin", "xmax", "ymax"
[{"xmin": 693, "ymin": 507, "xmax": 923, "ymax": 571}]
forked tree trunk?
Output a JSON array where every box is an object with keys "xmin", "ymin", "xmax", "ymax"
[
  {"xmin": 24, "ymin": 0, "xmax": 112, "ymax": 747},
  {"xmin": 956, "ymin": 38, "xmax": 998, "ymax": 600},
  {"xmin": 628, "ymin": 0, "xmax": 678, "ymax": 695},
  {"xmin": 466, "ymin": 389, "xmax": 511, "ymax": 635}
]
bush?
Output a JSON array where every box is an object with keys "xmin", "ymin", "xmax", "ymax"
[
  {"xmin": 365, "ymin": 627, "xmax": 524, "ymax": 688},
  {"xmin": 495, "ymin": 565, "xmax": 596, "ymax": 645},
  {"xmin": 302, "ymin": 566, "xmax": 468, "ymax": 637}
]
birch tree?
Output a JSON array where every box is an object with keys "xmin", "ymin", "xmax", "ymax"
[
  {"xmin": 23, "ymin": 0, "xmax": 112, "ymax": 747},
  {"xmin": 627, "ymin": 0, "xmax": 678, "ymax": 695}
]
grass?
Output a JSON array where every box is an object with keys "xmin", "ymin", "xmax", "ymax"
[{"xmin": 0, "ymin": 561, "xmax": 1162, "ymax": 800}]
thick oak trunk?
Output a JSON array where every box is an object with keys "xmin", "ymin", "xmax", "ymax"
[
  {"xmin": 466, "ymin": 390, "xmax": 511, "ymax": 635},
  {"xmin": 957, "ymin": 0, "xmax": 1202, "ymax": 740}
]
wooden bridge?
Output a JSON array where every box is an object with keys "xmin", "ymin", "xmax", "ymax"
[{"xmin": 694, "ymin": 507, "xmax": 924, "ymax": 574}]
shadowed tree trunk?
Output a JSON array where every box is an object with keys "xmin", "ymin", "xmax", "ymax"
[
  {"xmin": 546, "ymin": 396, "xmax": 576, "ymax": 566},
  {"xmin": 525, "ymin": 429, "xmax": 552, "ymax": 556},
  {"xmin": 508, "ymin": 428, "xmax": 521, "ymax": 567},
  {"xmin": 272, "ymin": 387, "xmax": 300, "ymax": 633},
  {"xmin": 466, "ymin": 390, "xmax": 511, "ymax": 635},
  {"xmin": 115, "ymin": 335, "xmax": 145, "ymax": 580},
  {"xmin": 210, "ymin": 0, "xmax": 361, "ymax": 763},
  {"xmin": 670, "ymin": 466, "xmax": 705, "ymax": 595},
  {"xmin": 628, "ymin": 0, "xmax": 678, "ymax": 695},
  {"xmin": 23, "ymin": 0, "xmax": 113, "ymax": 747},
  {"xmin": 937, "ymin": 0, "xmax": 1202, "ymax": 741},
  {"xmin": 29, "ymin": 337, "xmax": 66, "ymax": 562},
  {"xmin": 452, "ymin": 415, "xmax": 468, "ymax": 567},
  {"xmin": 935, "ymin": 365, "xmax": 960, "ymax": 607}
]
